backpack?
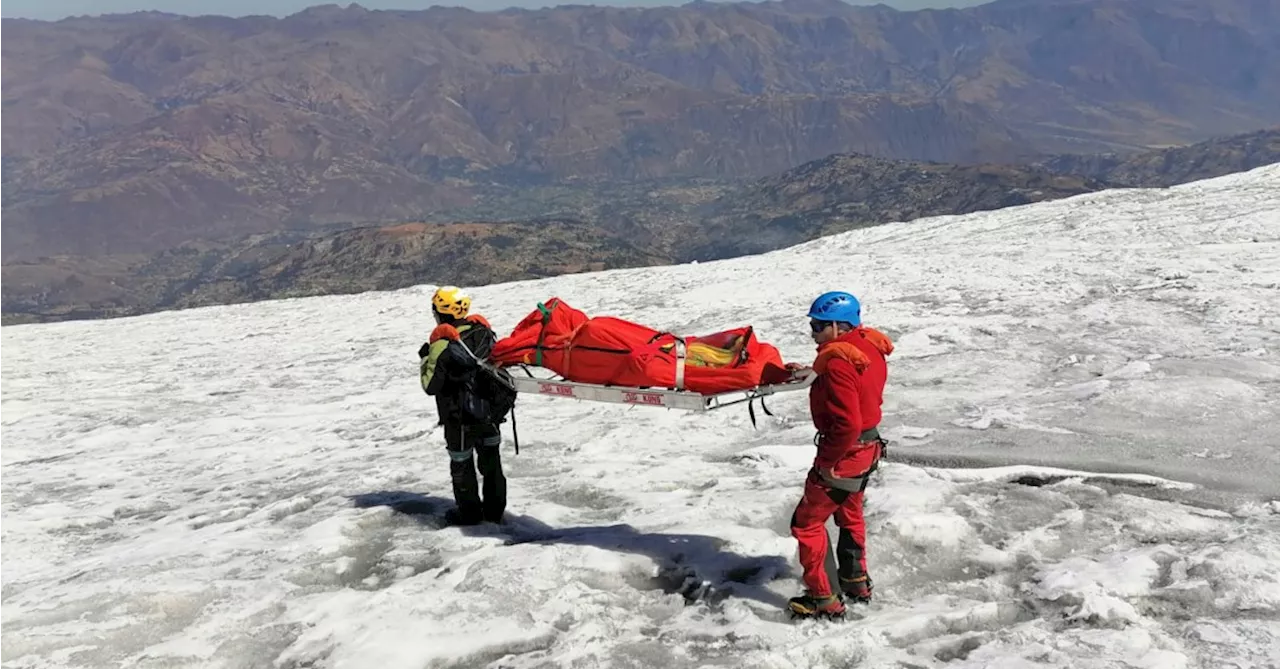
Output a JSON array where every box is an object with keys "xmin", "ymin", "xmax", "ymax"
[
  {"xmin": 459, "ymin": 363, "xmax": 518, "ymax": 427},
  {"xmin": 452, "ymin": 325, "xmax": 518, "ymax": 427}
]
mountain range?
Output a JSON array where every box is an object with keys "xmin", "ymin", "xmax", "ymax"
[
  {"xmin": 4, "ymin": 0, "xmax": 1279, "ymax": 263},
  {"xmin": 4, "ymin": 127, "xmax": 1276, "ymax": 325}
]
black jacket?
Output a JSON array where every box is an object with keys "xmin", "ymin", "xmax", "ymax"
[{"xmin": 419, "ymin": 319, "xmax": 497, "ymax": 424}]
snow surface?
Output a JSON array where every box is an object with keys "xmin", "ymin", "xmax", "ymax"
[{"xmin": 3, "ymin": 164, "xmax": 1280, "ymax": 669}]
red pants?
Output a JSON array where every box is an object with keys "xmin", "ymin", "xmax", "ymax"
[{"xmin": 790, "ymin": 444, "xmax": 880, "ymax": 597}]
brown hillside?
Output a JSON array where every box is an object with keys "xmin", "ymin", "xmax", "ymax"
[{"xmin": 4, "ymin": 0, "xmax": 1278, "ymax": 260}]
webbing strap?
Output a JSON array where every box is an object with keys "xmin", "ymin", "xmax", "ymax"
[
  {"xmin": 747, "ymin": 396, "xmax": 775, "ymax": 429},
  {"xmin": 815, "ymin": 440, "xmax": 884, "ymax": 492},
  {"xmin": 673, "ymin": 337, "xmax": 687, "ymax": 390},
  {"xmin": 815, "ymin": 428, "xmax": 881, "ymax": 446},
  {"xmin": 736, "ymin": 327, "xmax": 753, "ymax": 366},
  {"xmin": 819, "ymin": 469, "xmax": 871, "ymax": 493},
  {"xmin": 533, "ymin": 302, "xmax": 552, "ymax": 367},
  {"xmin": 646, "ymin": 331, "xmax": 688, "ymax": 391},
  {"xmin": 511, "ymin": 406, "xmax": 519, "ymax": 455}
]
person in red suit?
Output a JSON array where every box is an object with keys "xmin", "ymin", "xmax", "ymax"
[{"xmin": 786, "ymin": 290, "xmax": 894, "ymax": 619}]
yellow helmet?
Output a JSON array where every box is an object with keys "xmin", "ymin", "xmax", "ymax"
[{"xmin": 431, "ymin": 285, "xmax": 471, "ymax": 319}]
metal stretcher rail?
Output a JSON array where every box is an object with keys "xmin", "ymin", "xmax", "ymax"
[{"xmin": 506, "ymin": 364, "xmax": 818, "ymax": 414}]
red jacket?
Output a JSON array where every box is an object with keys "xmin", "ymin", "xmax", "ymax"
[{"xmin": 808, "ymin": 326, "xmax": 894, "ymax": 471}]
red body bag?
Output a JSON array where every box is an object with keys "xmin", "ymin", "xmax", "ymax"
[{"xmin": 489, "ymin": 298, "xmax": 792, "ymax": 395}]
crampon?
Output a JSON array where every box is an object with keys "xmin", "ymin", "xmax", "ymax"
[{"xmin": 787, "ymin": 592, "xmax": 847, "ymax": 620}]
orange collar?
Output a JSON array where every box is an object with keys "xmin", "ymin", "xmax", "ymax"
[
  {"xmin": 429, "ymin": 314, "xmax": 491, "ymax": 343},
  {"xmin": 813, "ymin": 326, "xmax": 894, "ymax": 374},
  {"xmin": 430, "ymin": 323, "xmax": 461, "ymax": 343}
]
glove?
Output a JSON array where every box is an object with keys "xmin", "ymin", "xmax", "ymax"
[{"xmin": 784, "ymin": 362, "xmax": 813, "ymax": 379}]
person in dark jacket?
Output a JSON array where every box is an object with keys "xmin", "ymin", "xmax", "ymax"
[
  {"xmin": 419, "ymin": 286, "xmax": 508, "ymax": 526},
  {"xmin": 786, "ymin": 290, "xmax": 894, "ymax": 618}
]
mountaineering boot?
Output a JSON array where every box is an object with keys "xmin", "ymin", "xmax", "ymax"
[
  {"xmin": 840, "ymin": 574, "xmax": 873, "ymax": 604},
  {"xmin": 788, "ymin": 592, "xmax": 846, "ymax": 619},
  {"xmin": 474, "ymin": 435, "xmax": 507, "ymax": 525}
]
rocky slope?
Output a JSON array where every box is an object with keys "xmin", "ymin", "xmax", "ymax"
[
  {"xmin": 0, "ymin": 219, "xmax": 664, "ymax": 324},
  {"xmin": 4, "ymin": 0, "xmax": 1280, "ymax": 260},
  {"xmin": 1037, "ymin": 126, "xmax": 1280, "ymax": 187},
  {"xmin": 0, "ymin": 154, "xmax": 1102, "ymax": 325},
  {"xmin": 9, "ymin": 127, "xmax": 1279, "ymax": 325},
  {"xmin": 685, "ymin": 157, "xmax": 1104, "ymax": 261}
]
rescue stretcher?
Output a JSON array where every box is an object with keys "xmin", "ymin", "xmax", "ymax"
[
  {"xmin": 507, "ymin": 363, "xmax": 817, "ymax": 414},
  {"xmin": 489, "ymin": 297, "xmax": 819, "ymax": 424}
]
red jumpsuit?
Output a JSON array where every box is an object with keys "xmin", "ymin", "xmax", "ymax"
[{"xmin": 790, "ymin": 326, "xmax": 893, "ymax": 599}]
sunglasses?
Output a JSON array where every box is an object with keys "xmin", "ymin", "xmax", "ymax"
[{"xmin": 810, "ymin": 319, "xmax": 834, "ymax": 333}]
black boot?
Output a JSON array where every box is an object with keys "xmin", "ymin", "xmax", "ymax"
[
  {"xmin": 840, "ymin": 574, "xmax": 873, "ymax": 604},
  {"xmin": 476, "ymin": 440, "xmax": 507, "ymax": 524},
  {"xmin": 835, "ymin": 528, "xmax": 872, "ymax": 603},
  {"xmin": 448, "ymin": 447, "xmax": 484, "ymax": 524}
]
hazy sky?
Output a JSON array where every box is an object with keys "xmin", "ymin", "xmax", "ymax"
[{"xmin": 2, "ymin": 0, "xmax": 991, "ymax": 22}]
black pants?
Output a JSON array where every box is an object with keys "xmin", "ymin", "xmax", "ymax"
[{"xmin": 444, "ymin": 421, "xmax": 506, "ymax": 523}]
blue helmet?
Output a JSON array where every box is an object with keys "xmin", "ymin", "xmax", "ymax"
[{"xmin": 807, "ymin": 291, "xmax": 861, "ymax": 326}]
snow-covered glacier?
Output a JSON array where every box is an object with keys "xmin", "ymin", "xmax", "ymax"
[{"xmin": 3, "ymin": 164, "xmax": 1279, "ymax": 668}]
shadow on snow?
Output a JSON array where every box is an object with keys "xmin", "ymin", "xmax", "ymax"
[{"xmin": 350, "ymin": 489, "xmax": 793, "ymax": 609}]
